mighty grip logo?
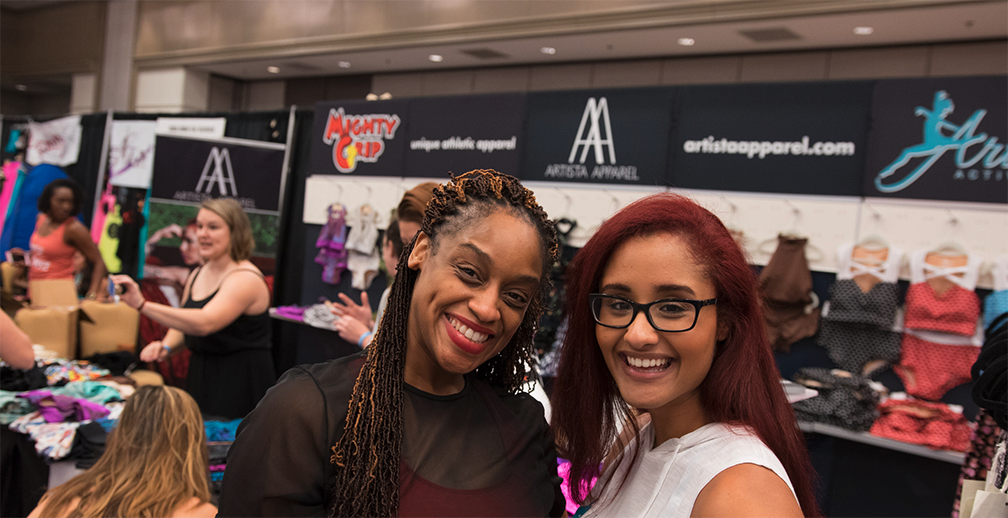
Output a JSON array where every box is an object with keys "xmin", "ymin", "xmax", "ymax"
[{"xmin": 323, "ymin": 107, "xmax": 401, "ymax": 173}]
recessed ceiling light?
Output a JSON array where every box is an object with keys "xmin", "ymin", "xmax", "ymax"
[
  {"xmin": 266, "ymin": 66, "xmax": 280, "ymax": 74},
  {"xmin": 338, "ymin": 61, "xmax": 351, "ymax": 68},
  {"xmin": 428, "ymin": 54, "xmax": 443, "ymax": 62},
  {"xmin": 677, "ymin": 37, "xmax": 695, "ymax": 46},
  {"xmin": 853, "ymin": 26, "xmax": 874, "ymax": 35},
  {"xmin": 541, "ymin": 47, "xmax": 556, "ymax": 55},
  {"xmin": 14, "ymin": 84, "xmax": 27, "ymax": 91}
]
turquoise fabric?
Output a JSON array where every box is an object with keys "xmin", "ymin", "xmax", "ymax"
[
  {"xmin": 51, "ymin": 381, "xmax": 125, "ymax": 404},
  {"xmin": 985, "ymin": 290, "xmax": 1008, "ymax": 332}
]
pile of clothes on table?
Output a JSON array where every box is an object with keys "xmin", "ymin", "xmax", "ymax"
[{"xmin": 1, "ymin": 359, "xmax": 132, "ymax": 466}]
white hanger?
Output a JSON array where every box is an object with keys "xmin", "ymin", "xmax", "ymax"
[
  {"xmin": 929, "ymin": 241, "xmax": 968, "ymax": 257},
  {"xmin": 857, "ymin": 234, "xmax": 888, "ymax": 250}
]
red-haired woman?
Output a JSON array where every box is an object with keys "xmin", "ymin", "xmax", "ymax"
[{"xmin": 551, "ymin": 193, "xmax": 819, "ymax": 517}]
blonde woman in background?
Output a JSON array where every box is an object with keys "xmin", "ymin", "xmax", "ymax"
[
  {"xmin": 28, "ymin": 385, "xmax": 216, "ymax": 518},
  {"xmin": 112, "ymin": 198, "xmax": 276, "ymax": 419}
]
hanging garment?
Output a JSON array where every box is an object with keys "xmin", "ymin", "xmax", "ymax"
[
  {"xmin": 0, "ymin": 162, "xmax": 22, "ymax": 235},
  {"xmin": 97, "ymin": 202, "xmax": 123, "ymax": 274},
  {"xmin": 26, "ymin": 115, "xmax": 82, "ymax": 167},
  {"xmin": 0, "ymin": 164, "xmax": 67, "ymax": 254},
  {"xmin": 345, "ymin": 205, "xmax": 381, "ymax": 290},
  {"xmin": 791, "ymin": 367, "xmax": 881, "ymax": 432},
  {"xmin": 4, "ymin": 129, "xmax": 22, "ymax": 154},
  {"xmin": 869, "ymin": 399, "xmax": 972, "ymax": 452},
  {"xmin": 952, "ymin": 410, "xmax": 1004, "ymax": 518},
  {"xmin": 760, "ymin": 235, "xmax": 819, "ymax": 352},
  {"xmin": 535, "ymin": 218, "xmax": 577, "ymax": 374},
  {"xmin": 315, "ymin": 204, "xmax": 348, "ymax": 284},
  {"xmin": 903, "ymin": 248, "xmax": 981, "ymax": 337},
  {"xmin": 90, "ymin": 183, "xmax": 115, "ymax": 244},
  {"xmin": 817, "ymin": 243, "xmax": 904, "ymax": 376},
  {"xmin": 115, "ymin": 193, "xmax": 145, "ymax": 278},
  {"xmin": 972, "ymin": 314, "xmax": 1007, "ymax": 429},
  {"xmin": 985, "ymin": 256, "xmax": 1008, "ymax": 333},
  {"xmin": 896, "ymin": 333, "xmax": 980, "ymax": 401}
]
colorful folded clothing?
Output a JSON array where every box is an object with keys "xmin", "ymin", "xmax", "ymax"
[
  {"xmin": 18, "ymin": 391, "xmax": 111, "ymax": 423},
  {"xmin": 869, "ymin": 399, "xmax": 972, "ymax": 452}
]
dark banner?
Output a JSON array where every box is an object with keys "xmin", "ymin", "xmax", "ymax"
[
  {"xmin": 310, "ymin": 99, "xmax": 407, "ymax": 177},
  {"xmin": 521, "ymin": 88, "xmax": 674, "ymax": 185},
  {"xmin": 404, "ymin": 94, "xmax": 525, "ymax": 178},
  {"xmin": 670, "ymin": 82, "xmax": 872, "ymax": 196},
  {"xmin": 864, "ymin": 76, "xmax": 1007, "ymax": 203},
  {"xmin": 151, "ymin": 135, "xmax": 286, "ymax": 212}
]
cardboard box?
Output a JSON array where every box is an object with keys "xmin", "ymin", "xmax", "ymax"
[
  {"xmin": 28, "ymin": 279, "xmax": 79, "ymax": 306},
  {"xmin": 14, "ymin": 306, "xmax": 79, "ymax": 359},
  {"xmin": 14, "ymin": 279, "xmax": 85, "ymax": 359},
  {"xmin": 78, "ymin": 300, "xmax": 139, "ymax": 357}
]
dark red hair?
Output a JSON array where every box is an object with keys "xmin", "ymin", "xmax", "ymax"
[{"xmin": 551, "ymin": 193, "xmax": 819, "ymax": 516}]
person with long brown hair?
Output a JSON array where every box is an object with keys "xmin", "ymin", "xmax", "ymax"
[
  {"xmin": 551, "ymin": 193, "xmax": 820, "ymax": 517},
  {"xmin": 218, "ymin": 170, "xmax": 565, "ymax": 517},
  {"xmin": 28, "ymin": 385, "xmax": 216, "ymax": 518}
]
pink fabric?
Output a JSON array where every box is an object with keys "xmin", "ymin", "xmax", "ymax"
[
  {"xmin": 90, "ymin": 185, "xmax": 115, "ymax": 244},
  {"xmin": 18, "ymin": 391, "xmax": 111, "ymax": 423},
  {"xmin": 0, "ymin": 162, "xmax": 21, "ymax": 232}
]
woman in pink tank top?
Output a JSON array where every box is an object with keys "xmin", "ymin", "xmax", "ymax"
[{"xmin": 23, "ymin": 178, "xmax": 107, "ymax": 299}]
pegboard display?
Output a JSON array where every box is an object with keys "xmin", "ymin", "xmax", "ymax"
[
  {"xmin": 857, "ymin": 198, "xmax": 1008, "ymax": 288},
  {"xmin": 679, "ymin": 190, "xmax": 861, "ymax": 273},
  {"xmin": 301, "ymin": 175, "xmax": 1005, "ymax": 287},
  {"xmin": 303, "ymin": 175, "xmax": 445, "ymax": 228}
]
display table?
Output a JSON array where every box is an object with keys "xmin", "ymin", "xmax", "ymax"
[
  {"xmin": 799, "ymin": 420, "xmax": 966, "ymax": 464},
  {"xmin": 268, "ymin": 307, "xmax": 359, "ymax": 368}
]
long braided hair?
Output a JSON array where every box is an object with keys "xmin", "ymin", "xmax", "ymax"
[{"xmin": 329, "ymin": 170, "xmax": 559, "ymax": 517}]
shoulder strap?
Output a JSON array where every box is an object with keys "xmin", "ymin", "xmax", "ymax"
[
  {"xmin": 185, "ymin": 265, "xmax": 204, "ymax": 294},
  {"xmin": 218, "ymin": 267, "xmax": 270, "ymax": 292}
]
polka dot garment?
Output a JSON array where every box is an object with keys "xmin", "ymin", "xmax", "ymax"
[
  {"xmin": 952, "ymin": 410, "xmax": 1004, "ymax": 518},
  {"xmin": 869, "ymin": 399, "xmax": 972, "ymax": 452},
  {"xmin": 895, "ymin": 334, "xmax": 980, "ymax": 401},
  {"xmin": 817, "ymin": 319, "xmax": 901, "ymax": 377},
  {"xmin": 903, "ymin": 282, "xmax": 981, "ymax": 338},
  {"xmin": 792, "ymin": 367, "xmax": 881, "ymax": 432},
  {"xmin": 817, "ymin": 279, "xmax": 902, "ymax": 377}
]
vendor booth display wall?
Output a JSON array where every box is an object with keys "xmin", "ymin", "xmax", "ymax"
[{"xmin": 1, "ymin": 73, "xmax": 1004, "ymax": 518}]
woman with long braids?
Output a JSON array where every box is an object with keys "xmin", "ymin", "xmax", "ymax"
[
  {"xmin": 551, "ymin": 193, "xmax": 820, "ymax": 517},
  {"xmin": 218, "ymin": 170, "xmax": 565, "ymax": 517}
]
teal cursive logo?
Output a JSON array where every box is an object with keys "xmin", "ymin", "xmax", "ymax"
[{"xmin": 875, "ymin": 90, "xmax": 1007, "ymax": 193}]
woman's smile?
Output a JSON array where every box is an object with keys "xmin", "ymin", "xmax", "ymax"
[{"xmin": 405, "ymin": 209, "xmax": 543, "ymax": 394}]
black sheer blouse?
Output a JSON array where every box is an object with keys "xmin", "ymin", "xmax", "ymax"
[{"xmin": 218, "ymin": 351, "xmax": 565, "ymax": 517}]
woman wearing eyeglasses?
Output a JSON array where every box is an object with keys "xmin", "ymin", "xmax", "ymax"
[{"xmin": 551, "ymin": 193, "xmax": 820, "ymax": 518}]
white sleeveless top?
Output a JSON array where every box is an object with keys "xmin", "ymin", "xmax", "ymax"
[{"xmin": 583, "ymin": 422, "xmax": 796, "ymax": 518}]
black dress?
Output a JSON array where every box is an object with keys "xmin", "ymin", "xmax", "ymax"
[
  {"xmin": 183, "ymin": 268, "xmax": 276, "ymax": 419},
  {"xmin": 217, "ymin": 351, "xmax": 566, "ymax": 517}
]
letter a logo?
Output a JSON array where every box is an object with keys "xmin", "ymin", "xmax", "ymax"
[
  {"xmin": 196, "ymin": 147, "xmax": 238, "ymax": 197},
  {"xmin": 569, "ymin": 97, "xmax": 616, "ymax": 165}
]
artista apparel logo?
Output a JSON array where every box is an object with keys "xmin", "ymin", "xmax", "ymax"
[
  {"xmin": 875, "ymin": 90, "xmax": 1008, "ymax": 193},
  {"xmin": 544, "ymin": 97, "xmax": 640, "ymax": 182},
  {"xmin": 323, "ymin": 107, "xmax": 401, "ymax": 173},
  {"xmin": 173, "ymin": 147, "xmax": 256, "ymax": 209}
]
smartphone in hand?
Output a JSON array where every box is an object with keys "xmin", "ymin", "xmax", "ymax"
[{"xmin": 108, "ymin": 278, "xmax": 119, "ymax": 303}]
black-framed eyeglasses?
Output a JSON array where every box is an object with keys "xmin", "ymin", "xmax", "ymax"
[{"xmin": 589, "ymin": 293, "xmax": 717, "ymax": 332}]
